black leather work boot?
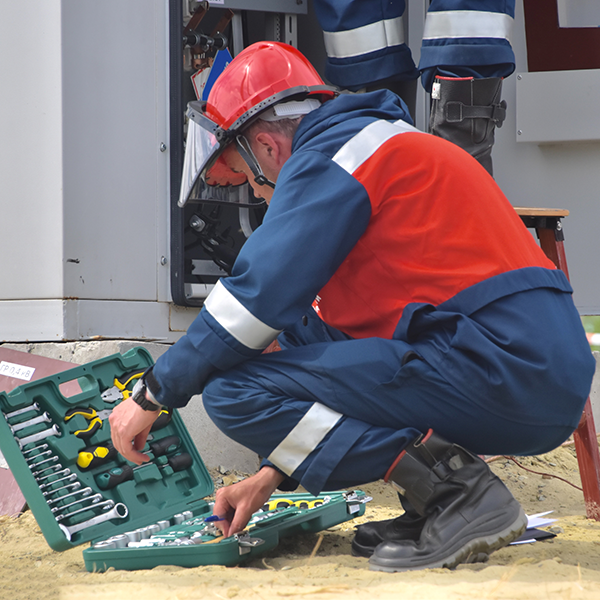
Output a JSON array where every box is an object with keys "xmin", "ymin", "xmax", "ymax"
[
  {"xmin": 429, "ymin": 76, "xmax": 507, "ymax": 176},
  {"xmin": 351, "ymin": 494, "xmax": 426, "ymax": 558},
  {"xmin": 369, "ymin": 430, "xmax": 527, "ymax": 572}
]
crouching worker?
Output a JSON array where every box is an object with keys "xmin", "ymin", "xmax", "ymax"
[{"xmin": 109, "ymin": 42, "xmax": 595, "ymax": 571}]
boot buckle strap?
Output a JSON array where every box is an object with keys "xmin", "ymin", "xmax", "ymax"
[{"xmin": 445, "ymin": 101, "xmax": 507, "ymax": 127}]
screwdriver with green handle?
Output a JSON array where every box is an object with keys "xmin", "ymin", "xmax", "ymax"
[
  {"xmin": 95, "ymin": 452, "xmax": 193, "ymax": 490},
  {"xmin": 77, "ymin": 435, "xmax": 181, "ymax": 471}
]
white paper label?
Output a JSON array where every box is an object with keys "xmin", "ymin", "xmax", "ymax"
[{"xmin": 0, "ymin": 361, "xmax": 35, "ymax": 381}]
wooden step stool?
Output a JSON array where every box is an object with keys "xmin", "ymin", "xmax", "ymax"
[{"xmin": 516, "ymin": 207, "xmax": 600, "ymax": 520}]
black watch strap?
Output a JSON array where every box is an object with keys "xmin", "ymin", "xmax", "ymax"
[{"xmin": 132, "ymin": 380, "xmax": 161, "ymax": 411}]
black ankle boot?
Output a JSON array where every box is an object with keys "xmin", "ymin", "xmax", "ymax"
[
  {"xmin": 351, "ymin": 495, "xmax": 426, "ymax": 558},
  {"xmin": 369, "ymin": 430, "xmax": 527, "ymax": 572},
  {"xmin": 429, "ymin": 76, "xmax": 507, "ymax": 176}
]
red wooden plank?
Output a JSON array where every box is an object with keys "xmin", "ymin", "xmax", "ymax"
[
  {"xmin": 573, "ymin": 402, "xmax": 600, "ymax": 520},
  {"xmin": 0, "ymin": 347, "xmax": 80, "ymax": 516}
]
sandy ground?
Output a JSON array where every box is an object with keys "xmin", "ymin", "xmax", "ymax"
[{"xmin": 1, "ymin": 442, "xmax": 600, "ymax": 600}]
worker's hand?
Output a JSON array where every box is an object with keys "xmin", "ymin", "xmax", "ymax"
[
  {"xmin": 109, "ymin": 398, "xmax": 160, "ymax": 465},
  {"xmin": 212, "ymin": 466, "xmax": 286, "ymax": 537}
]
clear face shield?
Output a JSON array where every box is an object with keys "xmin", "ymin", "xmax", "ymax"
[
  {"xmin": 178, "ymin": 96, "xmax": 326, "ymax": 208},
  {"xmin": 178, "ymin": 102, "xmax": 260, "ymax": 208}
]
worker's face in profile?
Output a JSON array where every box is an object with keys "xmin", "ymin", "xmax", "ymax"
[{"xmin": 221, "ymin": 145, "xmax": 275, "ymax": 204}]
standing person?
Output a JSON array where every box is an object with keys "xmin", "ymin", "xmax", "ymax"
[
  {"xmin": 313, "ymin": 0, "xmax": 515, "ymax": 175},
  {"xmin": 110, "ymin": 42, "xmax": 595, "ymax": 572}
]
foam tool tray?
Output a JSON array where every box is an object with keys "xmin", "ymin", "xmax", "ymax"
[
  {"xmin": 0, "ymin": 348, "xmax": 371, "ymax": 570},
  {"xmin": 83, "ymin": 490, "xmax": 370, "ymax": 571}
]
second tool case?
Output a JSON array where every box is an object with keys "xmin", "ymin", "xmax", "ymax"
[{"xmin": 0, "ymin": 348, "xmax": 369, "ymax": 571}]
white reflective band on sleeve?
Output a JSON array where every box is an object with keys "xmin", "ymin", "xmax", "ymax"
[
  {"xmin": 332, "ymin": 119, "xmax": 420, "ymax": 175},
  {"xmin": 204, "ymin": 280, "xmax": 281, "ymax": 350},
  {"xmin": 323, "ymin": 16, "xmax": 405, "ymax": 59},
  {"xmin": 268, "ymin": 403, "xmax": 343, "ymax": 476},
  {"xmin": 423, "ymin": 10, "xmax": 513, "ymax": 41}
]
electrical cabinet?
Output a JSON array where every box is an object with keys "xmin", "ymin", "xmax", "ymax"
[{"xmin": 168, "ymin": 1, "xmax": 308, "ymax": 306}]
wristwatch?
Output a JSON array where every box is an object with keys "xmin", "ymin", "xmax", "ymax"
[{"xmin": 131, "ymin": 377, "xmax": 162, "ymax": 412}]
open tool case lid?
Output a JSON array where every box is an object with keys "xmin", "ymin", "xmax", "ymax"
[{"xmin": 0, "ymin": 348, "xmax": 214, "ymax": 552}]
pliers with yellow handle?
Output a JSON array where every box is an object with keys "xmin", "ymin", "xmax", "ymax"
[
  {"xmin": 100, "ymin": 369, "xmax": 146, "ymax": 403},
  {"xmin": 64, "ymin": 406, "xmax": 114, "ymax": 440}
]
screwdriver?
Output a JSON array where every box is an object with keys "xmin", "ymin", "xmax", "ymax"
[
  {"xmin": 96, "ymin": 452, "xmax": 192, "ymax": 490},
  {"xmin": 76, "ymin": 443, "xmax": 118, "ymax": 471},
  {"xmin": 76, "ymin": 435, "xmax": 180, "ymax": 471}
]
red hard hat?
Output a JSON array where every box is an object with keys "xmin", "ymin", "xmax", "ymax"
[
  {"xmin": 178, "ymin": 42, "xmax": 337, "ymax": 206},
  {"xmin": 205, "ymin": 41, "xmax": 336, "ymax": 130}
]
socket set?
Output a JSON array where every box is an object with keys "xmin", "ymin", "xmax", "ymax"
[
  {"xmin": 0, "ymin": 348, "xmax": 369, "ymax": 571},
  {"xmin": 83, "ymin": 491, "xmax": 370, "ymax": 571}
]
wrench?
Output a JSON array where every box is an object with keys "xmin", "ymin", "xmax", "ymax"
[
  {"xmin": 46, "ymin": 484, "xmax": 94, "ymax": 505},
  {"xmin": 25, "ymin": 449, "xmax": 52, "ymax": 463},
  {"xmin": 5, "ymin": 402, "xmax": 40, "ymax": 420},
  {"xmin": 29, "ymin": 455, "xmax": 59, "ymax": 472},
  {"xmin": 42, "ymin": 481, "xmax": 81, "ymax": 497},
  {"xmin": 59, "ymin": 502, "xmax": 128, "ymax": 541},
  {"xmin": 10, "ymin": 412, "xmax": 53, "ymax": 433},
  {"xmin": 18, "ymin": 424, "xmax": 61, "ymax": 448},
  {"xmin": 23, "ymin": 442, "xmax": 48, "ymax": 456},
  {"xmin": 51, "ymin": 492, "xmax": 103, "ymax": 514},
  {"xmin": 31, "ymin": 462, "xmax": 62, "ymax": 478},
  {"xmin": 36, "ymin": 467, "xmax": 71, "ymax": 483},
  {"xmin": 55, "ymin": 499, "xmax": 114, "ymax": 522},
  {"xmin": 39, "ymin": 472, "xmax": 78, "ymax": 490}
]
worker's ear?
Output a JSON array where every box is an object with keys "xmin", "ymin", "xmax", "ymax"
[{"xmin": 253, "ymin": 131, "xmax": 290, "ymax": 169}]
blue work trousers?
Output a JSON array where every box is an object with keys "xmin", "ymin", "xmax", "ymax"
[{"xmin": 203, "ymin": 284, "xmax": 594, "ymax": 496}]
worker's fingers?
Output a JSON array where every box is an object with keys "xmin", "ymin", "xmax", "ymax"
[
  {"xmin": 212, "ymin": 468, "xmax": 284, "ymax": 537},
  {"xmin": 212, "ymin": 490, "xmax": 236, "ymax": 537},
  {"xmin": 108, "ymin": 399, "xmax": 158, "ymax": 465},
  {"xmin": 134, "ymin": 425, "xmax": 153, "ymax": 452},
  {"xmin": 228, "ymin": 506, "xmax": 254, "ymax": 536}
]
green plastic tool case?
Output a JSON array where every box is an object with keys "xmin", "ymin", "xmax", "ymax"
[{"xmin": 0, "ymin": 348, "xmax": 369, "ymax": 571}]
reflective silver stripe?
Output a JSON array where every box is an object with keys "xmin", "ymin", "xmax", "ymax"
[
  {"xmin": 332, "ymin": 119, "xmax": 420, "ymax": 175},
  {"xmin": 203, "ymin": 280, "xmax": 281, "ymax": 350},
  {"xmin": 424, "ymin": 10, "xmax": 513, "ymax": 41},
  {"xmin": 323, "ymin": 16, "xmax": 405, "ymax": 59},
  {"xmin": 268, "ymin": 403, "xmax": 342, "ymax": 476}
]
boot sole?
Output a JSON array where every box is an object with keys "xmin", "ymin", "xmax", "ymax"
[{"xmin": 368, "ymin": 507, "xmax": 527, "ymax": 572}]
